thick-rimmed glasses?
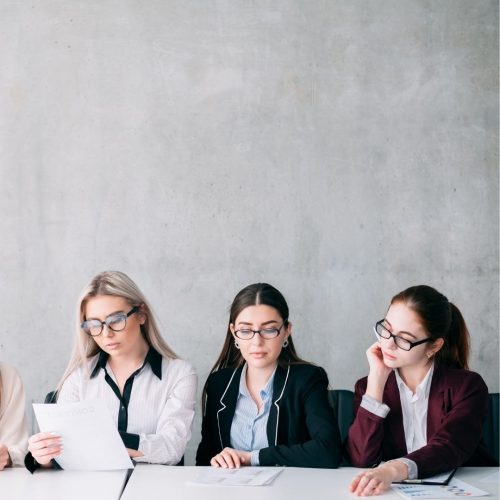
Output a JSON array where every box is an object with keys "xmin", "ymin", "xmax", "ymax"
[
  {"xmin": 81, "ymin": 306, "xmax": 140, "ymax": 337},
  {"xmin": 374, "ymin": 320, "xmax": 433, "ymax": 351},
  {"xmin": 234, "ymin": 324, "xmax": 285, "ymax": 340}
]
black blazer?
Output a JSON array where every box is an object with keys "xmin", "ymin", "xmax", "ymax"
[{"xmin": 196, "ymin": 363, "xmax": 342, "ymax": 468}]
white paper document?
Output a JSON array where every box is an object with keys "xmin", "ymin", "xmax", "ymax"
[
  {"xmin": 33, "ymin": 400, "xmax": 134, "ymax": 471},
  {"xmin": 393, "ymin": 478, "xmax": 490, "ymax": 499},
  {"xmin": 193, "ymin": 467, "xmax": 284, "ymax": 486}
]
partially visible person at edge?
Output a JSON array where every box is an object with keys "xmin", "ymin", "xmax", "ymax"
[
  {"xmin": 26, "ymin": 271, "xmax": 197, "ymax": 471},
  {"xmin": 0, "ymin": 362, "xmax": 29, "ymax": 468},
  {"xmin": 196, "ymin": 282, "xmax": 342, "ymax": 469},
  {"xmin": 347, "ymin": 285, "xmax": 497, "ymax": 497}
]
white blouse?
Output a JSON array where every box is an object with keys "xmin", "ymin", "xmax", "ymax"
[
  {"xmin": 58, "ymin": 349, "xmax": 197, "ymax": 465},
  {"xmin": 0, "ymin": 362, "xmax": 29, "ymax": 466}
]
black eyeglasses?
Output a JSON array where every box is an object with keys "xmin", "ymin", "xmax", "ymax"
[
  {"xmin": 234, "ymin": 324, "xmax": 285, "ymax": 340},
  {"xmin": 81, "ymin": 306, "xmax": 140, "ymax": 337},
  {"xmin": 374, "ymin": 320, "xmax": 433, "ymax": 351}
]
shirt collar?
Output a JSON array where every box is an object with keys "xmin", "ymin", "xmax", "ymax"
[
  {"xmin": 90, "ymin": 346, "xmax": 162, "ymax": 379},
  {"xmin": 395, "ymin": 362, "xmax": 434, "ymax": 399}
]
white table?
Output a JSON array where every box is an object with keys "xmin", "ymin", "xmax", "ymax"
[
  {"xmin": 0, "ymin": 467, "xmax": 130, "ymax": 500},
  {"xmin": 120, "ymin": 465, "xmax": 499, "ymax": 500}
]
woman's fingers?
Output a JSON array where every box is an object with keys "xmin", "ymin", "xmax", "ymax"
[
  {"xmin": 28, "ymin": 432, "xmax": 63, "ymax": 464},
  {"xmin": 210, "ymin": 448, "xmax": 242, "ymax": 469}
]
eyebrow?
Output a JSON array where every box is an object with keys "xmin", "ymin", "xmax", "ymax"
[
  {"xmin": 383, "ymin": 318, "xmax": 418, "ymax": 339},
  {"xmin": 237, "ymin": 320, "xmax": 279, "ymax": 327}
]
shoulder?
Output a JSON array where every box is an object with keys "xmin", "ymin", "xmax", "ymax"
[
  {"xmin": 0, "ymin": 362, "xmax": 24, "ymax": 395},
  {"xmin": 285, "ymin": 363, "xmax": 330, "ymax": 389},
  {"xmin": 206, "ymin": 367, "xmax": 241, "ymax": 392},
  {"xmin": 0, "ymin": 362, "xmax": 22, "ymax": 383},
  {"xmin": 433, "ymin": 365, "xmax": 488, "ymax": 392},
  {"xmin": 162, "ymin": 357, "xmax": 197, "ymax": 379}
]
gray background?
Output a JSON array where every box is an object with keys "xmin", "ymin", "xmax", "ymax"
[{"xmin": 0, "ymin": 1, "xmax": 498, "ymax": 465}]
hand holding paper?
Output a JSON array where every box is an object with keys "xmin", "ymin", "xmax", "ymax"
[{"xmin": 33, "ymin": 400, "xmax": 133, "ymax": 471}]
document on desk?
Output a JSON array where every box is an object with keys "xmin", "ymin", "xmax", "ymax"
[
  {"xmin": 193, "ymin": 467, "xmax": 284, "ymax": 486},
  {"xmin": 392, "ymin": 477, "xmax": 489, "ymax": 498},
  {"xmin": 33, "ymin": 400, "xmax": 134, "ymax": 471}
]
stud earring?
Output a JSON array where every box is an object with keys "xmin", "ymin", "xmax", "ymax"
[
  {"xmin": 234, "ymin": 340, "xmax": 240, "ymax": 349},
  {"xmin": 283, "ymin": 339, "xmax": 289, "ymax": 348}
]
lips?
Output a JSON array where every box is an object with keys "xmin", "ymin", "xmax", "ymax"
[
  {"xmin": 383, "ymin": 351, "xmax": 397, "ymax": 361},
  {"xmin": 250, "ymin": 352, "xmax": 266, "ymax": 358},
  {"xmin": 106, "ymin": 343, "xmax": 120, "ymax": 349}
]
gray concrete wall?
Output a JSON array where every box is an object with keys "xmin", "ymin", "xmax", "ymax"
[{"xmin": 0, "ymin": 1, "xmax": 498, "ymax": 465}]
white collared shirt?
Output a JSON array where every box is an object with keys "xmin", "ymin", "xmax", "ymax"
[
  {"xmin": 58, "ymin": 350, "xmax": 197, "ymax": 465},
  {"xmin": 395, "ymin": 363, "xmax": 434, "ymax": 454}
]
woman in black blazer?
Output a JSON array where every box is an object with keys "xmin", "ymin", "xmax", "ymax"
[{"xmin": 196, "ymin": 283, "xmax": 341, "ymax": 469}]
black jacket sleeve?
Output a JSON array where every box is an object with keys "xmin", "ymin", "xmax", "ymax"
[{"xmin": 195, "ymin": 375, "xmax": 220, "ymax": 465}]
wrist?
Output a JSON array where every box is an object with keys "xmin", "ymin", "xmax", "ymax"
[
  {"xmin": 366, "ymin": 375, "xmax": 388, "ymax": 402},
  {"xmin": 385, "ymin": 460, "xmax": 409, "ymax": 482}
]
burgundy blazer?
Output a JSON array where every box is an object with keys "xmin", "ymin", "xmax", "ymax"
[{"xmin": 346, "ymin": 364, "xmax": 497, "ymax": 478}]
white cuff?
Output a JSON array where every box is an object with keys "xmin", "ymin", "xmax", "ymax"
[
  {"xmin": 250, "ymin": 450, "xmax": 260, "ymax": 466},
  {"xmin": 360, "ymin": 394, "xmax": 390, "ymax": 418}
]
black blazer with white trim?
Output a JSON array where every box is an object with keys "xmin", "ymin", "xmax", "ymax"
[{"xmin": 195, "ymin": 363, "xmax": 342, "ymax": 468}]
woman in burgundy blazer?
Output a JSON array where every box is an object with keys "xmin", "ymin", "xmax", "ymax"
[{"xmin": 347, "ymin": 285, "xmax": 496, "ymax": 497}]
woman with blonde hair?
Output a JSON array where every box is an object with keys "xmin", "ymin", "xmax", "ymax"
[
  {"xmin": 26, "ymin": 271, "xmax": 197, "ymax": 470},
  {"xmin": 0, "ymin": 363, "xmax": 29, "ymax": 468}
]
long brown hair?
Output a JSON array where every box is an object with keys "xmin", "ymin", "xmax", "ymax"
[
  {"xmin": 391, "ymin": 285, "xmax": 470, "ymax": 369},
  {"xmin": 202, "ymin": 283, "xmax": 308, "ymax": 410}
]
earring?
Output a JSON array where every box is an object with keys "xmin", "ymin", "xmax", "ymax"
[
  {"xmin": 283, "ymin": 339, "xmax": 289, "ymax": 348},
  {"xmin": 234, "ymin": 340, "xmax": 240, "ymax": 349}
]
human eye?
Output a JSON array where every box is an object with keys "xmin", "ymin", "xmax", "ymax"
[
  {"xmin": 237, "ymin": 329, "xmax": 253, "ymax": 338},
  {"xmin": 106, "ymin": 313, "xmax": 126, "ymax": 327},
  {"xmin": 82, "ymin": 319, "xmax": 102, "ymax": 335},
  {"xmin": 261, "ymin": 328, "xmax": 279, "ymax": 338}
]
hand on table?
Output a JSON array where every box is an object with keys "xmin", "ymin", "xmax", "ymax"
[
  {"xmin": 127, "ymin": 448, "xmax": 144, "ymax": 458},
  {"xmin": 28, "ymin": 432, "xmax": 62, "ymax": 467},
  {"xmin": 0, "ymin": 444, "xmax": 12, "ymax": 470},
  {"xmin": 349, "ymin": 461, "xmax": 408, "ymax": 496},
  {"xmin": 210, "ymin": 447, "xmax": 251, "ymax": 469}
]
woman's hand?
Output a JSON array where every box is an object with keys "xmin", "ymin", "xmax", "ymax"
[
  {"xmin": 210, "ymin": 447, "xmax": 251, "ymax": 468},
  {"xmin": 28, "ymin": 432, "xmax": 62, "ymax": 466},
  {"xmin": 349, "ymin": 461, "xmax": 408, "ymax": 496},
  {"xmin": 127, "ymin": 448, "xmax": 144, "ymax": 459},
  {"xmin": 365, "ymin": 342, "xmax": 392, "ymax": 402},
  {"xmin": 0, "ymin": 444, "xmax": 11, "ymax": 470}
]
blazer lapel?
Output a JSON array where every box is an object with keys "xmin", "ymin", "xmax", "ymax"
[
  {"xmin": 427, "ymin": 363, "xmax": 446, "ymax": 439},
  {"xmin": 267, "ymin": 364, "xmax": 290, "ymax": 446},
  {"xmin": 217, "ymin": 367, "xmax": 241, "ymax": 449}
]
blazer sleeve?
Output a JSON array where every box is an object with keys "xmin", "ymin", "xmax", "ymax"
[
  {"xmin": 258, "ymin": 367, "xmax": 342, "ymax": 468},
  {"xmin": 195, "ymin": 374, "xmax": 220, "ymax": 465},
  {"xmin": 0, "ymin": 365, "xmax": 29, "ymax": 466},
  {"xmin": 345, "ymin": 377, "xmax": 386, "ymax": 467},
  {"xmin": 406, "ymin": 371, "xmax": 489, "ymax": 478}
]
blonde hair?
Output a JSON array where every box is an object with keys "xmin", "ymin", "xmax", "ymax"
[{"xmin": 58, "ymin": 271, "xmax": 177, "ymax": 391}]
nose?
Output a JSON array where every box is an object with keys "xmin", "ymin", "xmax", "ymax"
[
  {"xmin": 381, "ymin": 335, "xmax": 397, "ymax": 350},
  {"xmin": 251, "ymin": 332, "xmax": 265, "ymax": 345},
  {"xmin": 102, "ymin": 324, "xmax": 114, "ymax": 337}
]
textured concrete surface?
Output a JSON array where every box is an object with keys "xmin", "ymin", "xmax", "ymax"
[{"xmin": 0, "ymin": 1, "xmax": 498, "ymax": 464}]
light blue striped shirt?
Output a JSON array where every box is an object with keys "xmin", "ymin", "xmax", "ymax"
[{"xmin": 230, "ymin": 364, "xmax": 275, "ymax": 465}]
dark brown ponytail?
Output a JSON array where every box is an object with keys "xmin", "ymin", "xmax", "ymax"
[{"xmin": 391, "ymin": 285, "xmax": 470, "ymax": 369}]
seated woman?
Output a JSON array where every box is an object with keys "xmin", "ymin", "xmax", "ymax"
[
  {"xmin": 196, "ymin": 282, "xmax": 341, "ymax": 468},
  {"xmin": 347, "ymin": 285, "xmax": 497, "ymax": 497},
  {"xmin": 0, "ymin": 363, "xmax": 29, "ymax": 468},
  {"xmin": 27, "ymin": 271, "xmax": 197, "ymax": 470}
]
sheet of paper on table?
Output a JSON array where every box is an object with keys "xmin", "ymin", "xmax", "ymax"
[
  {"xmin": 193, "ymin": 467, "xmax": 284, "ymax": 486},
  {"xmin": 33, "ymin": 400, "xmax": 134, "ymax": 471},
  {"xmin": 392, "ymin": 477, "xmax": 489, "ymax": 499}
]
